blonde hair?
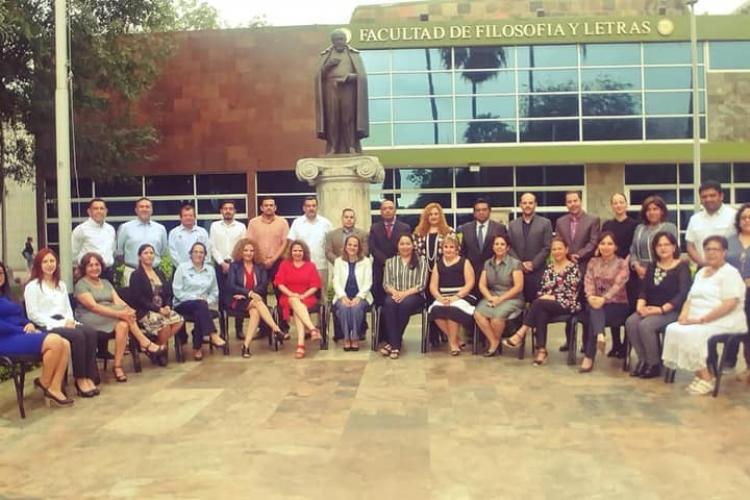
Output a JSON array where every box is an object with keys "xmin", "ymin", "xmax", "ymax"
[{"xmin": 414, "ymin": 202, "xmax": 451, "ymax": 238}]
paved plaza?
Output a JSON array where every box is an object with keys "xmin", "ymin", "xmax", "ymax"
[{"xmin": 1, "ymin": 321, "xmax": 749, "ymax": 499}]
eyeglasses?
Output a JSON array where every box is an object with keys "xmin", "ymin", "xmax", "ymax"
[{"xmin": 704, "ymin": 247, "xmax": 724, "ymax": 253}]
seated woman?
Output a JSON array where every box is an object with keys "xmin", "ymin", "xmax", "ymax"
[
  {"xmin": 332, "ymin": 235, "xmax": 372, "ymax": 352},
  {"xmin": 274, "ymin": 240, "xmax": 322, "ymax": 359},
  {"xmin": 173, "ymin": 242, "xmax": 223, "ymax": 361},
  {"xmin": 24, "ymin": 248, "xmax": 100, "ymax": 397},
  {"xmin": 76, "ymin": 252, "xmax": 166, "ymax": 382},
  {"xmin": 625, "ymin": 232, "xmax": 690, "ymax": 379},
  {"xmin": 0, "ymin": 261, "xmax": 72, "ymax": 407},
  {"xmin": 579, "ymin": 232, "xmax": 630, "ymax": 373},
  {"xmin": 428, "ymin": 235, "xmax": 476, "ymax": 356},
  {"xmin": 226, "ymin": 238, "xmax": 282, "ymax": 358},
  {"xmin": 663, "ymin": 236, "xmax": 748, "ymax": 395},
  {"xmin": 380, "ymin": 234, "xmax": 428, "ymax": 359},
  {"xmin": 726, "ymin": 202, "xmax": 750, "ymax": 382},
  {"xmin": 504, "ymin": 238, "xmax": 581, "ymax": 366},
  {"xmin": 128, "ymin": 244, "xmax": 184, "ymax": 355},
  {"xmin": 474, "ymin": 234, "xmax": 524, "ymax": 356}
]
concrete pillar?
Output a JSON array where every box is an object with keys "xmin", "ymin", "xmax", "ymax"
[
  {"xmin": 585, "ymin": 163, "xmax": 625, "ymax": 220},
  {"xmin": 296, "ymin": 155, "xmax": 385, "ymax": 231}
]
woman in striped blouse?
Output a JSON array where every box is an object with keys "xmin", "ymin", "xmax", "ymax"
[{"xmin": 379, "ymin": 234, "xmax": 428, "ymax": 359}]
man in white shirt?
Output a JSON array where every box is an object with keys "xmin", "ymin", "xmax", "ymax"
[
  {"xmin": 71, "ymin": 198, "xmax": 117, "ymax": 281},
  {"xmin": 686, "ymin": 180, "xmax": 737, "ymax": 267},
  {"xmin": 209, "ymin": 200, "xmax": 246, "ymax": 338},
  {"xmin": 116, "ymin": 197, "xmax": 168, "ymax": 282},
  {"xmin": 168, "ymin": 204, "xmax": 211, "ymax": 266},
  {"xmin": 288, "ymin": 196, "xmax": 332, "ymax": 286}
]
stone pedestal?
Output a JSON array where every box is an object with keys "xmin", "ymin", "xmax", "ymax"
[{"xmin": 296, "ymin": 155, "xmax": 384, "ymax": 231}]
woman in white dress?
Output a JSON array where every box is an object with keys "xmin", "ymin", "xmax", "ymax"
[{"xmin": 662, "ymin": 236, "xmax": 748, "ymax": 395}]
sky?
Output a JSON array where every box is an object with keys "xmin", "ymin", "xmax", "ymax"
[{"xmin": 205, "ymin": 0, "xmax": 748, "ymax": 27}]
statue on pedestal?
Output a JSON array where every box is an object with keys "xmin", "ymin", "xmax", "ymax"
[{"xmin": 314, "ymin": 29, "xmax": 369, "ymax": 155}]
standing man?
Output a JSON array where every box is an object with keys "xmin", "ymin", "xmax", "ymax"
[
  {"xmin": 686, "ymin": 180, "xmax": 737, "ymax": 267},
  {"xmin": 508, "ymin": 193, "xmax": 553, "ymax": 302},
  {"xmin": 168, "ymin": 204, "xmax": 211, "ymax": 266},
  {"xmin": 116, "ymin": 197, "xmax": 168, "ymax": 282},
  {"xmin": 554, "ymin": 190, "xmax": 601, "ymax": 352},
  {"xmin": 72, "ymin": 198, "xmax": 117, "ymax": 281},
  {"xmin": 368, "ymin": 199, "xmax": 411, "ymax": 308},
  {"xmin": 247, "ymin": 197, "xmax": 290, "ymax": 288},
  {"xmin": 210, "ymin": 200, "xmax": 247, "ymax": 339},
  {"xmin": 458, "ymin": 198, "xmax": 507, "ymax": 300},
  {"xmin": 325, "ymin": 208, "xmax": 369, "ymax": 264},
  {"xmin": 288, "ymin": 196, "xmax": 332, "ymax": 286}
]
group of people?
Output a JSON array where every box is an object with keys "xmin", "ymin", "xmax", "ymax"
[{"xmin": 1, "ymin": 180, "xmax": 748, "ymax": 409}]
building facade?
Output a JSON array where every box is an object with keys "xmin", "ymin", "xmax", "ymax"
[{"xmin": 43, "ymin": 0, "xmax": 750, "ymax": 251}]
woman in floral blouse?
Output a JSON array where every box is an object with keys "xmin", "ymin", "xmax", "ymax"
[{"xmin": 504, "ymin": 237, "xmax": 581, "ymax": 365}]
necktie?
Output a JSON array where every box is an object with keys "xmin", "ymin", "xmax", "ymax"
[
  {"xmin": 385, "ymin": 223, "xmax": 393, "ymax": 239},
  {"xmin": 477, "ymin": 223, "xmax": 485, "ymax": 249}
]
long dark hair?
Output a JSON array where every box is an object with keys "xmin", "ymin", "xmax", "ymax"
[
  {"xmin": 397, "ymin": 233, "xmax": 419, "ymax": 269},
  {"xmin": 0, "ymin": 261, "xmax": 11, "ymax": 299}
]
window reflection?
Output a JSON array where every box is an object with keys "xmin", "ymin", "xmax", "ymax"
[
  {"xmin": 457, "ymin": 120, "xmax": 517, "ymax": 143},
  {"xmin": 517, "ymin": 45, "xmax": 577, "ymax": 68},
  {"xmin": 520, "ymin": 120, "xmax": 579, "ymax": 142},
  {"xmin": 454, "ymin": 166, "xmax": 514, "ymax": 187},
  {"xmin": 394, "ymin": 123, "xmax": 454, "ymax": 145},
  {"xmin": 580, "ymin": 44, "xmax": 640, "ymax": 66},
  {"xmin": 369, "ymin": 99, "xmax": 391, "ymax": 122},
  {"xmin": 646, "ymin": 117, "xmax": 705, "ymax": 139},
  {"xmin": 361, "ymin": 50, "xmax": 390, "ymax": 73},
  {"xmin": 709, "ymin": 41, "xmax": 750, "ymax": 70},
  {"xmin": 392, "ymin": 48, "xmax": 449, "ymax": 71},
  {"xmin": 362, "ymin": 123, "xmax": 392, "ymax": 147},
  {"xmin": 395, "ymin": 168, "xmax": 453, "ymax": 189},
  {"xmin": 645, "ymin": 91, "xmax": 705, "ymax": 115},
  {"xmin": 516, "ymin": 165, "xmax": 584, "ymax": 186},
  {"xmin": 392, "ymin": 72, "xmax": 452, "ymax": 96},
  {"xmin": 519, "ymin": 95, "xmax": 579, "ymax": 118},
  {"xmin": 393, "ymin": 97, "xmax": 453, "ymax": 121},
  {"xmin": 644, "ymin": 42, "xmax": 704, "ymax": 64},
  {"xmin": 644, "ymin": 67, "xmax": 704, "ymax": 90},
  {"xmin": 625, "ymin": 164, "xmax": 677, "ymax": 184},
  {"xmin": 368, "ymin": 74, "xmax": 391, "ymax": 98},
  {"xmin": 582, "ymin": 93, "xmax": 641, "ymax": 116},
  {"xmin": 518, "ymin": 70, "xmax": 578, "ymax": 92},
  {"xmin": 581, "ymin": 68, "xmax": 641, "ymax": 91},
  {"xmin": 583, "ymin": 118, "xmax": 642, "ymax": 140},
  {"xmin": 455, "ymin": 96, "xmax": 516, "ymax": 120},
  {"xmin": 454, "ymin": 71, "xmax": 515, "ymax": 95}
]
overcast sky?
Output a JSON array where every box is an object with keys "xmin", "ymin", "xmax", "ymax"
[{"xmin": 205, "ymin": 0, "xmax": 747, "ymax": 27}]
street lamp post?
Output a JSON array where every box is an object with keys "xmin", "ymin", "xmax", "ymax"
[
  {"xmin": 54, "ymin": 0, "xmax": 72, "ymax": 285},
  {"xmin": 686, "ymin": 0, "xmax": 701, "ymax": 212}
]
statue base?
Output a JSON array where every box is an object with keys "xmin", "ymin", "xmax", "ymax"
[{"xmin": 296, "ymin": 155, "xmax": 384, "ymax": 231}]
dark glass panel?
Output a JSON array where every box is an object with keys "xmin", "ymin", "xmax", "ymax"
[
  {"xmin": 629, "ymin": 189, "xmax": 678, "ymax": 205},
  {"xmin": 72, "ymin": 178, "xmax": 94, "ymax": 199},
  {"xmin": 381, "ymin": 169, "xmax": 395, "ymax": 189},
  {"xmin": 678, "ymin": 163, "xmax": 694, "ymax": 184},
  {"xmin": 196, "ymin": 174, "xmax": 246, "ymax": 195},
  {"xmin": 69, "ymin": 203, "xmax": 88, "ymax": 219},
  {"xmin": 527, "ymin": 191, "xmax": 568, "ymax": 207},
  {"xmin": 453, "ymin": 46, "xmax": 515, "ymax": 70},
  {"xmin": 455, "ymin": 166, "xmax": 514, "ymax": 188},
  {"xmin": 679, "ymin": 189, "xmax": 694, "ymax": 205},
  {"xmin": 368, "ymin": 74, "xmax": 391, "ymax": 98},
  {"xmin": 152, "ymin": 199, "xmax": 193, "ymax": 217},
  {"xmin": 102, "ymin": 200, "xmax": 139, "ymax": 217},
  {"xmin": 645, "ymin": 117, "xmax": 705, "ymax": 140},
  {"xmin": 456, "ymin": 213, "xmax": 474, "ymax": 227},
  {"xmin": 392, "ymin": 72, "xmax": 452, "ymax": 96},
  {"xmin": 271, "ymin": 195, "xmax": 314, "ymax": 216},
  {"xmin": 361, "ymin": 50, "xmax": 391, "ymax": 72},
  {"xmin": 519, "ymin": 95, "xmax": 578, "ymax": 118},
  {"xmin": 393, "ymin": 123, "xmax": 454, "ymax": 145},
  {"xmin": 645, "ymin": 91, "xmax": 705, "ymax": 115},
  {"xmin": 46, "ymin": 224, "xmax": 59, "ymax": 244},
  {"xmin": 583, "ymin": 118, "xmax": 642, "ymax": 140},
  {"xmin": 392, "ymin": 48, "xmax": 449, "ymax": 71},
  {"xmin": 733, "ymin": 163, "xmax": 750, "ymax": 183},
  {"xmin": 96, "ymin": 176, "xmax": 142, "ymax": 197},
  {"xmin": 543, "ymin": 211, "xmax": 570, "ymax": 230},
  {"xmin": 395, "ymin": 168, "xmax": 453, "ymax": 189},
  {"xmin": 363, "ymin": 123, "xmax": 392, "ymax": 147},
  {"xmin": 454, "ymin": 71, "xmax": 515, "ymax": 95},
  {"xmin": 158, "ymin": 219, "xmax": 181, "ymax": 233},
  {"xmin": 625, "ymin": 164, "xmax": 677, "ymax": 184},
  {"xmin": 457, "ymin": 192, "xmax": 514, "ymax": 209},
  {"xmin": 679, "ymin": 210, "xmax": 695, "ymax": 231},
  {"xmin": 457, "ymin": 121, "xmax": 517, "ymax": 144},
  {"xmin": 518, "ymin": 70, "xmax": 578, "ymax": 92},
  {"xmin": 517, "ymin": 45, "xmax": 577, "ymax": 68},
  {"xmin": 393, "ymin": 97, "xmax": 452, "ymax": 121},
  {"xmin": 46, "ymin": 201, "xmax": 57, "ymax": 219},
  {"xmin": 516, "ymin": 165, "xmax": 584, "ymax": 186},
  {"xmin": 396, "ymin": 192, "xmax": 451, "ymax": 210},
  {"xmin": 709, "ymin": 42, "xmax": 750, "ymax": 70},
  {"xmin": 644, "ymin": 67, "xmax": 704, "ymax": 90},
  {"xmin": 520, "ymin": 120, "xmax": 579, "ymax": 142},
  {"xmin": 580, "ymin": 43, "xmax": 640, "ymax": 66},
  {"xmin": 701, "ymin": 163, "xmax": 731, "ymax": 183},
  {"xmin": 735, "ymin": 189, "xmax": 750, "ymax": 203},
  {"xmin": 371, "ymin": 214, "xmax": 419, "ymax": 230},
  {"xmin": 369, "ymin": 99, "xmax": 391, "ymax": 122},
  {"xmin": 146, "ymin": 175, "xmax": 193, "ymax": 196},
  {"xmin": 581, "ymin": 68, "xmax": 641, "ymax": 91},
  {"xmin": 644, "ymin": 42, "xmax": 704, "ymax": 64},
  {"xmin": 582, "ymin": 93, "xmax": 641, "ymax": 116},
  {"xmin": 456, "ymin": 96, "xmax": 516, "ymax": 120},
  {"xmin": 197, "ymin": 198, "xmax": 247, "ymax": 216},
  {"xmin": 256, "ymin": 171, "xmax": 312, "ymax": 194}
]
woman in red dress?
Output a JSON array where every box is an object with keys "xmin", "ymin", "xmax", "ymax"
[{"xmin": 274, "ymin": 240, "xmax": 322, "ymax": 359}]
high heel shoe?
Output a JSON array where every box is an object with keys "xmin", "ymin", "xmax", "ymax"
[
  {"xmin": 483, "ymin": 346, "xmax": 501, "ymax": 357},
  {"xmin": 33, "ymin": 377, "xmax": 48, "ymax": 392},
  {"xmin": 241, "ymin": 344, "xmax": 252, "ymax": 359},
  {"xmin": 273, "ymin": 329, "xmax": 285, "ymax": 344},
  {"xmin": 44, "ymin": 390, "xmax": 74, "ymax": 407},
  {"xmin": 502, "ymin": 332, "xmax": 525, "ymax": 349},
  {"xmin": 112, "ymin": 366, "xmax": 128, "ymax": 383},
  {"xmin": 141, "ymin": 341, "xmax": 166, "ymax": 362},
  {"xmin": 533, "ymin": 348, "xmax": 549, "ymax": 366},
  {"xmin": 75, "ymin": 381, "xmax": 97, "ymax": 398}
]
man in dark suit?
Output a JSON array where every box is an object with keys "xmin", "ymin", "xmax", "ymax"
[
  {"xmin": 458, "ymin": 198, "xmax": 507, "ymax": 299},
  {"xmin": 508, "ymin": 193, "xmax": 553, "ymax": 303},
  {"xmin": 554, "ymin": 190, "xmax": 601, "ymax": 352},
  {"xmin": 369, "ymin": 199, "xmax": 411, "ymax": 307},
  {"xmin": 325, "ymin": 208, "xmax": 369, "ymax": 264}
]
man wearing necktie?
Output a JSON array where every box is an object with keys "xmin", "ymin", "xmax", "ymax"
[
  {"xmin": 368, "ymin": 200, "xmax": 411, "ymax": 308},
  {"xmin": 458, "ymin": 198, "xmax": 508, "ymax": 301}
]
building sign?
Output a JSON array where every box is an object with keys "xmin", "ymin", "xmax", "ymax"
[{"xmin": 353, "ymin": 17, "xmax": 680, "ymax": 47}]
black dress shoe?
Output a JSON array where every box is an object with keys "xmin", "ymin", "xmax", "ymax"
[
  {"xmin": 639, "ymin": 365, "xmax": 662, "ymax": 379},
  {"xmin": 606, "ymin": 347, "xmax": 618, "ymax": 358},
  {"xmin": 236, "ymin": 332, "xmax": 246, "ymax": 341},
  {"xmin": 630, "ymin": 360, "xmax": 646, "ymax": 377}
]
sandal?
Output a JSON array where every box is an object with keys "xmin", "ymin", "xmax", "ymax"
[
  {"xmin": 502, "ymin": 332, "xmax": 525, "ymax": 349},
  {"xmin": 379, "ymin": 344, "xmax": 393, "ymax": 357},
  {"xmin": 450, "ymin": 349, "xmax": 461, "ymax": 356},
  {"xmin": 295, "ymin": 344, "xmax": 305, "ymax": 359},
  {"xmin": 112, "ymin": 366, "xmax": 128, "ymax": 383},
  {"xmin": 273, "ymin": 328, "xmax": 285, "ymax": 344},
  {"xmin": 533, "ymin": 348, "xmax": 548, "ymax": 366},
  {"xmin": 389, "ymin": 349, "xmax": 400, "ymax": 359},
  {"xmin": 310, "ymin": 328, "xmax": 322, "ymax": 341},
  {"xmin": 209, "ymin": 335, "xmax": 226, "ymax": 348},
  {"xmin": 193, "ymin": 349, "xmax": 204, "ymax": 361},
  {"xmin": 596, "ymin": 333, "xmax": 606, "ymax": 354}
]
